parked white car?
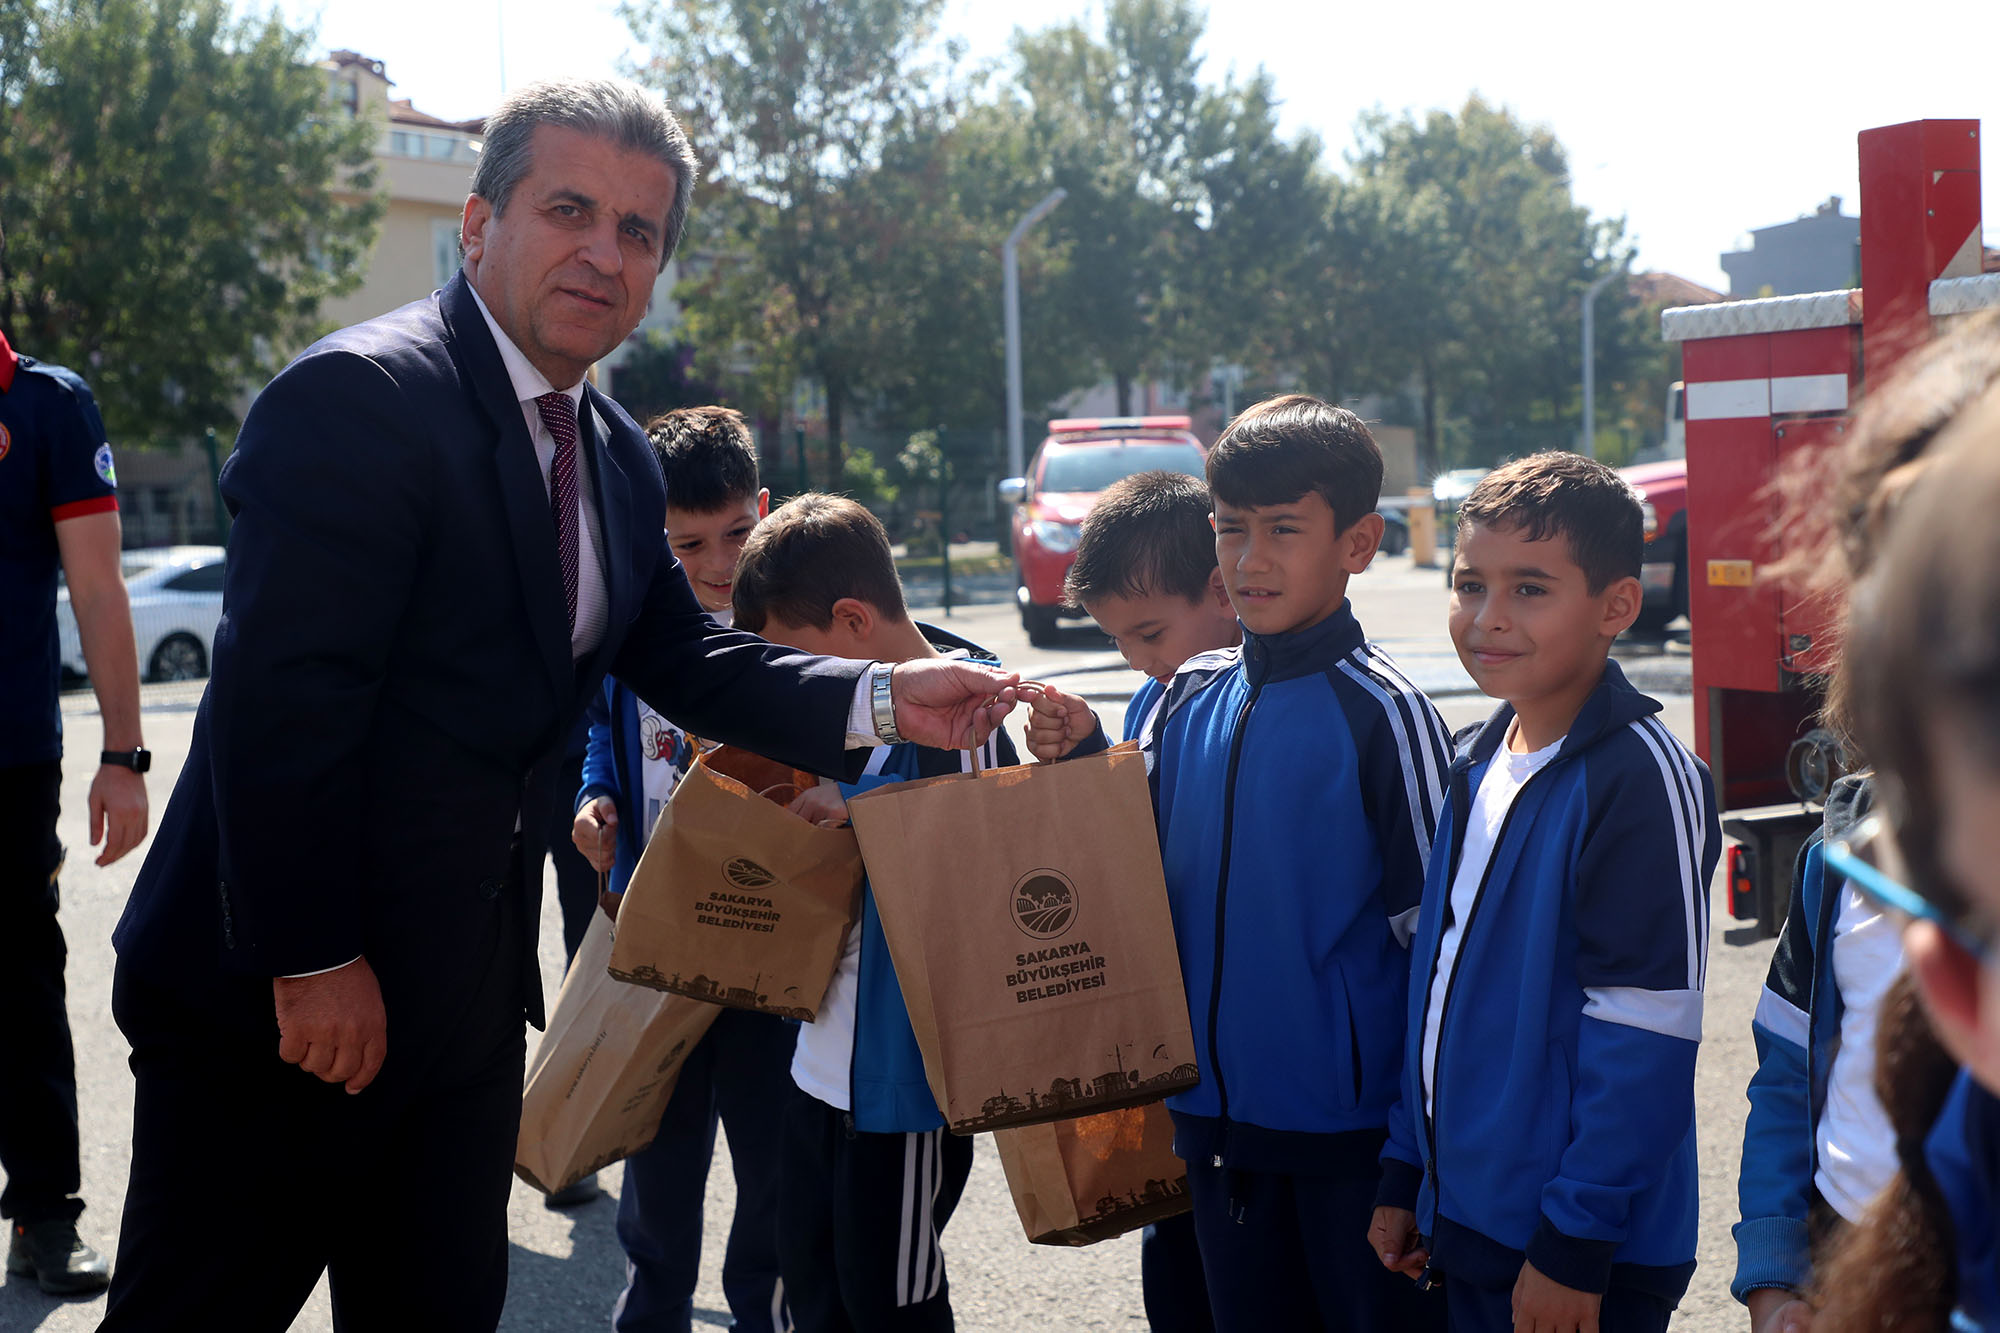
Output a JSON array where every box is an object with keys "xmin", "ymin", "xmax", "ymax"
[{"xmin": 58, "ymin": 545, "xmax": 226, "ymax": 684}]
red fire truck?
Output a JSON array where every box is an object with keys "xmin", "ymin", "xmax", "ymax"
[{"xmin": 1661, "ymin": 118, "xmax": 1999, "ymax": 936}]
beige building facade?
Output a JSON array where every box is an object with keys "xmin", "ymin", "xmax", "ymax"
[{"xmin": 317, "ymin": 51, "xmax": 485, "ymax": 331}]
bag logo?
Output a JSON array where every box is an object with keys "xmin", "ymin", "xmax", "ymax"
[
  {"xmin": 1011, "ymin": 868, "xmax": 1077, "ymax": 940},
  {"xmin": 723, "ymin": 857, "xmax": 775, "ymax": 890}
]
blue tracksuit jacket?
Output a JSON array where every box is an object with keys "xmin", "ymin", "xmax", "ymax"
[
  {"xmin": 1733, "ymin": 775, "xmax": 1876, "ymax": 1300},
  {"xmin": 1380, "ymin": 661, "xmax": 1720, "ymax": 1301},
  {"xmin": 1142, "ymin": 601, "xmax": 1451, "ymax": 1175},
  {"xmin": 1931, "ymin": 1069, "xmax": 2000, "ymax": 1331}
]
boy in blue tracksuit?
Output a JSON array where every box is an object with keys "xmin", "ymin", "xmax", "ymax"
[
  {"xmin": 1063, "ymin": 470, "xmax": 1239, "ymax": 1333},
  {"xmin": 730, "ymin": 493, "xmax": 1019, "ymax": 1333},
  {"xmin": 1028, "ymin": 395, "xmax": 1451, "ymax": 1331},
  {"xmin": 1372, "ymin": 453, "xmax": 1721, "ymax": 1333},
  {"xmin": 570, "ymin": 407, "xmax": 790, "ymax": 1332}
]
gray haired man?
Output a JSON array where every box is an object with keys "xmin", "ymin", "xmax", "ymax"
[{"xmin": 98, "ymin": 77, "xmax": 1017, "ymax": 1331}]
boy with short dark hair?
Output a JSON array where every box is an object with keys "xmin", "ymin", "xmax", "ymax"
[
  {"xmin": 1064, "ymin": 470, "xmax": 1239, "ymax": 744},
  {"xmin": 1063, "ymin": 469, "xmax": 1237, "ymax": 1333},
  {"xmin": 1370, "ymin": 452, "xmax": 1721, "ymax": 1333},
  {"xmin": 733, "ymin": 492, "xmax": 1020, "ymax": 1333},
  {"xmin": 1028, "ymin": 395, "xmax": 1451, "ymax": 1331},
  {"xmin": 570, "ymin": 405, "xmax": 789, "ymax": 1332}
]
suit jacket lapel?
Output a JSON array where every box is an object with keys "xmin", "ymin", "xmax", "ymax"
[
  {"xmin": 438, "ymin": 274, "xmax": 571, "ymax": 708},
  {"xmin": 576, "ymin": 390, "xmax": 631, "ymax": 705}
]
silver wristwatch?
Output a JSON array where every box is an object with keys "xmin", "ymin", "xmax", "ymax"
[{"xmin": 870, "ymin": 662, "xmax": 904, "ymax": 745}]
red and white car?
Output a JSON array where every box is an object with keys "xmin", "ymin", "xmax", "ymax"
[{"xmin": 998, "ymin": 416, "xmax": 1207, "ymax": 646}]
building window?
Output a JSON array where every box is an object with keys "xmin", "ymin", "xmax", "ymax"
[{"xmin": 432, "ymin": 219, "xmax": 461, "ymax": 288}]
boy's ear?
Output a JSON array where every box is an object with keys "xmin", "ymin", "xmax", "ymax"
[
  {"xmin": 1339, "ymin": 511, "xmax": 1385, "ymax": 574},
  {"xmin": 829, "ymin": 597, "xmax": 874, "ymax": 641},
  {"xmin": 757, "ymin": 488, "xmax": 770, "ymax": 519},
  {"xmin": 1599, "ymin": 575, "xmax": 1644, "ymax": 639},
  {"xmin": 1205, "ymin": 566, "xmax": 1231, "ymax": 610}
]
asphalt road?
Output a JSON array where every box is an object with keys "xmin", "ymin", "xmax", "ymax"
[{"xmin": 5, "ymin": 552, "xmax": 1760, "ymax": 1333}]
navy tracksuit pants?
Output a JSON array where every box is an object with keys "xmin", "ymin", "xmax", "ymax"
[
  {"xmin": 1184, "ymin": 1155, "xmax": 1446, "ymax": 1333},
  {"xmin": 1440, "ymin": 1278, "xmax": 1672, "ymax": 1333},
  {"xmin": 613, "ymin": 1008, "xmax": 798, "ymax": 1333}
]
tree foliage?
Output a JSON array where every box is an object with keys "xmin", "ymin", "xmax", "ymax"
[
  {"xmin": 0, "ymin": 0, "xmax": 382, "ymax": 444},
  {"xmin": 623, "ymin": 0, "xmax": 948, "ymax": 483},
  {"xmin": 625, "ymin": 3, "xmax": 1674, "ymax": 490},
  {"xmin": 1349, "ymin": 97, "xmax": 1657, "ymax": 470}
]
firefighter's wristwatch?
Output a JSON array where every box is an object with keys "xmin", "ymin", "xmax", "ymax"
[{"xmin": 100, "ymin": 747, "xmax": 151, "ymax": 773}]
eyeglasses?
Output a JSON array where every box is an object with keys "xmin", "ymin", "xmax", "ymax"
[{"xmin": 1824, "ymin": 813, "xmax": 1994, "ymax": 963}]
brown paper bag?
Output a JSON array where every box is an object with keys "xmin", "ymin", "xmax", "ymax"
[
  {"xmin": 608, "ymin": 746, "xmax": 863, "ymax": 1020},
  {"xmin": 516, "ymin": 912, "xmax": 718, "ymax": 1195},
  {"xmin": 994, "ymin": 1100, "xmax": 1192, "ymax": 1245},
  {"xmin": 845, "ymin": 742, "xmax": 1199, "ymax": 1134}
]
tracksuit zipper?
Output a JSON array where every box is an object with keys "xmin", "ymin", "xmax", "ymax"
[
  {"xmin": 1205, "ymin": 665, "xmax": 1265, "ymax": 1173},
  {"xmin": 1420, "ymin": 755, "xmax": 1555, "ymax": 1272}
]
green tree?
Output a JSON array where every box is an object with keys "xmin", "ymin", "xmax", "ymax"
[
  {"xmin": 624, "ymin": 0, "xmax": 946, "ymax": 485},
  {"xmin": 1014, "ymin": 0, "xmax": 1206, "ymax": 413},
  {"xmin": 1183, "ymin": 70, "xmax": 1343, "ymax": 402},
  {"xmin": 0, "ymin": 0, "xmax": 381, "ymax": 444},
  {"xmin": 606, "ymin": 332, "xmax": 725, "ymax": 425},
  {"xmin": 860, "ymin": 94, "xmax": 1088, "ymax": 438},
  {"xmin": 1348, "ymin": 97, "xmax": 1644, "ymax": 470}
]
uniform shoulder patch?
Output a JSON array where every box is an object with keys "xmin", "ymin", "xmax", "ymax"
[
  {"xmin": 94, "ymin": 442, "xmax": 116, "ymax": 487},
  {"xmin": 0, "ymin": 421, "xmax": 11, "ymax": 462}
]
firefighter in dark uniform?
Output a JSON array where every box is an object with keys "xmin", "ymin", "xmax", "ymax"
[{"xmin": 0, "ymin": 323, "xmax": 149, "ymax": 1294}]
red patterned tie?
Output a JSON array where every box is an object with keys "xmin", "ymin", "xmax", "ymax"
[{"xmin": 535, "ymin": 392, "xmax": 580, "ymax": 632}]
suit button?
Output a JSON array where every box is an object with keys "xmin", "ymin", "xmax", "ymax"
[{"xmin": 478, "ymin": 878, "xmax": 504, "ymax": 901}]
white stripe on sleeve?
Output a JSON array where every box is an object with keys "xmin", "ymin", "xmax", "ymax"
[
  {"xmin": 1336, "ymin": 658, "xmax": 1440, "ymax": 872},
  {"xmin": 1628, "ymin": 719, "xmax": 1703, "ymax": 992},
  {"xmin": 1753, "ymin": 987, "xmax": 1812, "ymax": 1050},
  {"xmin": 1583, "ymin": 985, "xmax": 1704, "ymax": 1041}
]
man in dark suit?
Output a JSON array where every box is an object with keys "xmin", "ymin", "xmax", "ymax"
[{"xmin": 98, "ymin": 78, "xmax": 1015, "ymax": 1331}]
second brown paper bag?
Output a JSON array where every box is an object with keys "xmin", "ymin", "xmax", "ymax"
[
  {"xmin": 609, "ymin": 746, "xmax": 861, "ymax": 1020},
  {"xmin": 844, "ymin": 742, "xmax": 1199, "ymax": 1134},
  {"xmin": 993, "ymin": 1100, "xmax": 1191, "ymax": 1245}
]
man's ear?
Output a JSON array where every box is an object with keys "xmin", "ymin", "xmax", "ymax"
[
  {"xmin": 1600, "ymin": 575, "xmax": 1643, "ymax": 638},
  {"xmin": 460, "ymin": 195, "xmax": 491, "ymax": 268},
  {"xmin": 757, "ymin": 488, "xmax": 771, "ymax": 519},
  {"xmin": 1341, "ymin": 512, "xmax": 1386, "ymax": 574}
]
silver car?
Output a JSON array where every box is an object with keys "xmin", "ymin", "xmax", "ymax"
[{"xmin": 59, "ymin": 545, "xmax": 226, "ymax": 684}]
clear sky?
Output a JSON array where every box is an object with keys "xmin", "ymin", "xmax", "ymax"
[{"xmin": 281, "ymin": 0, "xmax": 1999, "ymax": 293}]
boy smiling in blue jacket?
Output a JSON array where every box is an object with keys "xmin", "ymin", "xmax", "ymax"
[{"xmin": 1371, "ymin": 453, "xmax": 1721, "ymax": 1333}]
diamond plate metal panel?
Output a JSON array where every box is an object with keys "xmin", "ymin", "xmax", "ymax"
[
  {"xmin": 1930, "ymin": 273, "xmax": 2000, "ymax": 315},
  {"xmin": 1661, "ymin": 290, "xmax": 1862, "ymax": 343}
]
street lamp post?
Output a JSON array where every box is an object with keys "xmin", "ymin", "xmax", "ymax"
[
  {"xmin": 1004, "ymin": 189, "xmax": 1067, "ymax": 480},
  {"xmin": 1580, "ymin": 271, "xmax": 1619, "ymax": 459}
]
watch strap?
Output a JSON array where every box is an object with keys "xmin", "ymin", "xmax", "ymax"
[
  {"xmin": 870, "ymin": 663, "xmax": 904, "ymax": 745},
  {"xmin": 101, "ymin": 747, "xmax": 151, "ymax": 773}
]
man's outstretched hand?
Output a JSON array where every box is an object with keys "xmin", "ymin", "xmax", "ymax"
[
  {"xmin": 888, "ymin": 660, "xmax": 1020, "ymax": 750},
  {"xmin": 274, "ymin": 957, "xmax": 387, "ymax": 1095}
]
